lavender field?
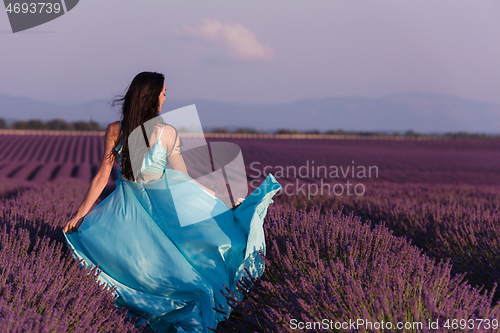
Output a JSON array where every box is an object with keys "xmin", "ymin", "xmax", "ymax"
[{"xmin": 1, "ymin": 133, "xmax": 500, "ymax": 332}]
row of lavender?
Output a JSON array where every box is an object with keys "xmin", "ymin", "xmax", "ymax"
[
  {"xmin": 0, "ymin": 135, "xmax": 117, "ymax": 185},
  {"xmin": 2, "ymin": 133, "xmax": 500, "ymax": 331},
  {"xmin": 276, "ymin": 182, "xmax": 500, "ymax": 306},
  {"xmin": 0, "ymin": 179, "xmax": 151, "ymax": 332},
  {"xmin": 2, "ymin": 134, "xmax": 500, "ymax": 186},
  {"xmin": 219, "ymin": 203, "xmax": 500, "ymax": 332},
  {"xmin": 1, "ymin": 179, "xmax": 500, "ymax": 332}
]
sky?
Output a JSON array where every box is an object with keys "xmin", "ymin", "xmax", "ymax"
[{"xmin": 1, "ymin": 0, "xmax": 500, "ymax": 106}]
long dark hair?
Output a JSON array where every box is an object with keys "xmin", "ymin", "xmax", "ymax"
[{"xmin": 111, "ymin": 71, "xmax": 166, "ymax": 181}]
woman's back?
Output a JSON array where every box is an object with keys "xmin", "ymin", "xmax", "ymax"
[{"xmin": 114, "ymin": 121, "xmax": 182, "ymax": 182}]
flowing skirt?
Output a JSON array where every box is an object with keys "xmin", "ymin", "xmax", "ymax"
[{"xmin": 64, "ymin": 169, "xmax": 281, "ymax": 332}]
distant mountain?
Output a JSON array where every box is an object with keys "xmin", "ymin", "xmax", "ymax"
[
  {"xmin": 1, "ymin": 92, "xmax": 500, "ymax": 133},
  {"xmin": 0, "ymin": 93, "xmax": 117, "ymax": 125}
]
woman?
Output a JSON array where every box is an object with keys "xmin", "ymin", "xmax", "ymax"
[{"xmin": 63, "ymin": 72, "xmax": 281, "ymax": 332}]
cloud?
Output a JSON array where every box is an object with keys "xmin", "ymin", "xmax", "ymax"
[{"xmin": 181, "ymin": 19, "xmax": 274, "ymax": 61}]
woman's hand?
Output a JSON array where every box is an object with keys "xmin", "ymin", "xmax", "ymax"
[
  {"xmin": 62, "ymin": 122, "xmax": 118, "ymax": 235},
  {"xmin": 63, "ymin": 215, "xmax": 85, "ymax": 234},
  {"xmin": 233, "ymin": 197, "xmax": 244, "ymax": 209}
]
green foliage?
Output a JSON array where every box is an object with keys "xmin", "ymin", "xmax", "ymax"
[
  {"xmin": 323, "ymin": 129, "xmax": 388, "ymax": 136},
  {"xmin": 302, "ymin": 129, "xmax": 320, "ymax": 134},
  {"xmin": 211, "ymin": 127, "xmax": 230, "ymax": 133},
  {"xmin": 323, "ymin": 129, "xmax": 348, "ymax": 135},
  {"xmin": 6, "ymin": 119, "xmax": 102, "ymax": 131},
  {"xmin": 404, "ymin": 129, "xmax": 419, "ymax": 137},
  {"xmin": 3, "ymin": 119, "xmax": 500, "ymax": 137},
  {"xmin": 234, "ymin": 127, "xmax": 260, "ymax": 134},
  {"xmin": 444, "ymin": 131, "xmax": 490, "ymax": 138},
  {"xmin": 46, "ymin": 119, "xmax": 74, "ymax": 130},
  {"xmin": 72, "ymin": 120, "xmax": 101, "ymax": 131},
  {"xmin": 275, "ymin": 128, "xmax": 301, "ymax": 134},
  {"xmin": 12, "ymin": 119, "xmax": 47, "ymax": 130}
]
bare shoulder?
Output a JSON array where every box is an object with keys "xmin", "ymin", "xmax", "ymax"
[
  {"xmin": 107, "ymin": 121, "xmax": 120, "ymax": 132},
  {"xmin": 106, "ymin": 121, "xmax": 120, "ymax": 136},
  {"xmin": 160, "ymin": 124, "xmax": 180, "ymax": 149},
  {"xmin": 161, "ymin": 124, "xmax": 178, "ymax": 139},
  {"xmin": 104, "ymin": 121, "xmax": 121, "ymax": 146}
]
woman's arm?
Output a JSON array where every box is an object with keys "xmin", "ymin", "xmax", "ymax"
[{"xmin": 63, "ymin": 122, "xmax": 120, "ymax": 233}]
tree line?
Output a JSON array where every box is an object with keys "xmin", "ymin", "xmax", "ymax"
[
  {"xmin": 0, "ymin": 119, "xmax": 102, "ymax": 131},
  {"xmin": 0, "ymin": 119, "xmax": 496, "ymax": 138},
  {"xmin": 210, "ymin": 127, "xmax": 498, "ymax": 138}
]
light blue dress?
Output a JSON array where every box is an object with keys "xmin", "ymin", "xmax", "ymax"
[{"xmin": 63, "ymin": 123, "xmax": 281, "ymax": 332}]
